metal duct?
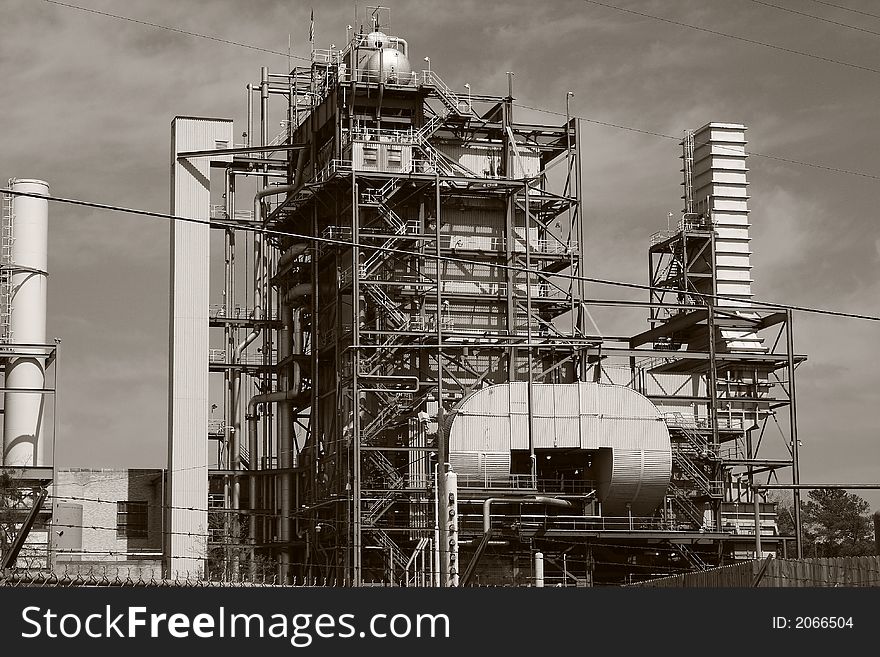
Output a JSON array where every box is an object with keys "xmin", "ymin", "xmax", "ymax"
[{"xmin": 446, "ymin": 382, "xmax": 672, "ymax": 516}]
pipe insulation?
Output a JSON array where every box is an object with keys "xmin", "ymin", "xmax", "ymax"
[{"xmin": 3, "ymin": 179, "xmax": 49, "ymax": 467}]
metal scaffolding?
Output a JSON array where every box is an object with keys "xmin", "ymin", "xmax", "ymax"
[{"xmin": 189, "ymin": 16, "xmax": 804, "ymax": 586}]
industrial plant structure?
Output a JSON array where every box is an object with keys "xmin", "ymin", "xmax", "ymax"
[{"xmin": 163, "ymin": 8, "xmax": 805, "ymax": 586}]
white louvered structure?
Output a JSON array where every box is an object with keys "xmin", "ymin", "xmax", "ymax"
[{"xmin": 690, "ymin": 123, "xmax": 764, "ymax": 353}]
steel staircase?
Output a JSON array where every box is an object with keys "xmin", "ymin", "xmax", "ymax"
[
  {"xmin": 672, "ymin": 450, "xmax": 722, "ymax": 498},
  {"xmin": 422, "ymin": 71, "xmax": 473, "ymax": 117},
  {"xmin": 363, "ymin": 285, "xmax": 409, "ymax": 329},
  {"xmin": 678, "ymin": 425, "xmax": 716, "ymax": 460},
  {"xmin": 369, "ymin": 527, "xmax": 409, "ymax": 577},
  {"xmin": 668, "ymin": 483, "xmax": 706, "ymax": 528},
  {"xmin": 364, "ymin": 450, "xmax": 406, "ymax": 525},
  {"xmin": 676, "ymin": 542, "xmax": 709, "ymax": 571}
]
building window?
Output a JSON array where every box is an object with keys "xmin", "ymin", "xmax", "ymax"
[{"xmin": 117, "ymin": 501, "xmax": 148, "ymax": 538}]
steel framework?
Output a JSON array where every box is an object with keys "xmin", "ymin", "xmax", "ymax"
[{"xmin": 193, "ymin": 15, "xmax": 804, "ymax": 586}]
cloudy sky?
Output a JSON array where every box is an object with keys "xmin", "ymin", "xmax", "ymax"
[{"xmin": 2, "ymin": 0, "xmax": 878, "ymax": 506}]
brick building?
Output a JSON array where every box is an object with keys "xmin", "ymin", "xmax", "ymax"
[{"xmin": 51, "ymin": 468, "xmax": 165, "ymax": 578}]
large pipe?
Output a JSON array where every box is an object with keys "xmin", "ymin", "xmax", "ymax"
[
  {"xmin": 277, "ymin": 299, "xmax": 292, "ymax": 581},
  {"xmin": 277, "ymin": 242, "xmax": 309, "ymax": 271},
  {"xmin": 246, "ymin": 389, "xmax": 299, "ymax": 573},
  {"xmin": 3, "ymin": 179, "xmax": 49, "ymax": 467},
  {"xmin": 246, "ymin": 180, "xmax": 298, "ymax": 577},
  {"xmin": 283, "ymin": 283, "xmax": 313, "ymax": 305},
  {"xmin": 482, "ymin": 496, "xmax": 573, "ymax": 534}
]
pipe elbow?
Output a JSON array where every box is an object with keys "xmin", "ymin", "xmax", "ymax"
[{"xmin": 533, "ymin": 496, "xmax": 573, "ymax": 508}]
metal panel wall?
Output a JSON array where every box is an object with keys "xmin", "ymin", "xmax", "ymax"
[{"xmin": 168, "ymin": 116, "xmax": 233, "ymax": 577}]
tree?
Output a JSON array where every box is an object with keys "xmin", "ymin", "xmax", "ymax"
[
  {"xmin": 776, "ymin": 489, "xmax": 875, "ymax": 558},
  {"xmin": 0, "ymin": 469, "xmax": 37, "ymax": 567}
]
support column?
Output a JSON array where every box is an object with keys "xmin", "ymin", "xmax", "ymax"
[{"xmin": 169, "ymin": 117, "xmax": 233, "ymax": 578}]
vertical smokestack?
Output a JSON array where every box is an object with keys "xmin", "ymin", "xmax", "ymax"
[{"xmin": 3, "ymin": 179, "xmax": 49, "ymax": 467}]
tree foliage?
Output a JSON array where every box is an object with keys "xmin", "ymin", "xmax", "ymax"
[
  {"xmin": 0, "ymin": 470, "xmax": 27, "ymax": 562},
  {"xmin": 776, "ymin": 489, "xmax": 876, "ymax": 558}
]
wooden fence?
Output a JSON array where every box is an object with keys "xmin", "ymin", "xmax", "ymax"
[{"xmin": 630, "ymin": 556, "xmax": 880, "ymax": 587}]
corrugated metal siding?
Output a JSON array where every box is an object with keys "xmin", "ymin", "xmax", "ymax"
[
  {"xmin": 440, "ymin": 143, "xmax": 504, "ymax": 178},
  {"xmin": 601, "ymin": 448, "xmax": 672, "ymax": 515},
  {"xmin": 169, "ymin": 117, "xmax": 233, "ymax": 577},
  {"xmin": 439, "ymin": 206, "xmax": 505, "ymax": 236},
  {"xmin": 351, "ymin": 140, "xmax": 413, "ymax": 173},
  {"xmin": 512, "ymin": 147, "xmax": 542, "ymax": 179}
]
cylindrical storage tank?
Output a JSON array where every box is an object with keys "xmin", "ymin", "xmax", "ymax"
[
  {"xmin": 361, "ymin": 32, "xmax": 413, "ymax": 85},
  {"xmin": 364, "ymin": 48, "xmax": 412, "ymax": 84},
  {"xmin": 3, "ymin": 178, "xmax": 49, "ymax": 467}
]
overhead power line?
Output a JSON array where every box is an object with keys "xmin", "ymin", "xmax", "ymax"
[
  {"xmin": 580, "ymin": 0, "xmax": 880, "ymax": 75},
  {"xmin": 513, "ymin": 102, "xmax": 880, "ymax": 182},
  {"xmin": 3, "ymin": 186, "xmax": 879, "ymax": 324},
  {"xmin": 749, "ymin": 0, "xmax": 880, "ymax": 38},
  {"xmin": 40, "ymin": 1, "xmax": 880, "ymax": 183},
  {"xmin": 43, "ymin": 0, "xmax": 309, "ymax": 61},
  {"xmin": 808, "ymin": 0, "xmax": 880, "ymax": 22}
]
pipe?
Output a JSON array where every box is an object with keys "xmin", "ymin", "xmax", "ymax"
[
  {"xmin": 275, "ymin": 242, "xmax": 310, "ymax": 282},
  {"xmin": 534, "ymin": 552, "xmax": 544, "ymax": 588},
  {"xmin": 433, "ymin": 463, "xmax": 440, "ymax": 587},
  {"xmin": 246, "ymin": 176, "xmax": 298, "ymax": 577},
  {"xmin": 277, "ymin": 299, "xmax": 292, "ymax": 582},
  {"xmin": 259, "ymin": 67, "xmax": 272, "ymax": 510},
  {"xmin": 246, "ymin": 84, "xmax": 253, "ymax": 148},
  {"xmin": 226, "ymin": 167, "xmax": 242, "ymax": 578},
  {"xmin": 246, "ymin": 388, "xmax": 299, "ymax": 574},
  {"xmin": 291, "ymin": 307, "xmax": 303, "ymax": 394},
  {"xmin": 277, "ymin": 242, "xmax": 309, "ymax": 271},
  {"xmin": 482, "ymin": 496, "xmax": 573, "ymax": 534},
  {"xmin": 283, "ymin": 283, "xmax": 313, "ymax": 305},
  {"xmin": 388, "ymin": 36, "xmax": 408, "ymax": 56}
]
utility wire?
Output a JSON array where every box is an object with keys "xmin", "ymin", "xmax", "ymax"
[
  {"xmin": 749, "ymin": 0, "xmax": 880, "ymax": 38},
  {"xmin": 43, "ymin": 0, "xmax": 310, "ymax": 61},
  {"xmin": 4, "ymin": 185, "xmax": 879, "ymax": 323},
  {"xmin": 36, "ymin": 2, "xmax": 880, "ymax": 182},
  {"xmin": 580, "ymin": 0, "xmax": 880, "ymax": 75},
  {"xmin": 513, "ymin": 102, "xmax": 880, "ymax": 182},
  {"xmin": 808, "ymin": 0, "xmax": 880, "ymax": 22}
]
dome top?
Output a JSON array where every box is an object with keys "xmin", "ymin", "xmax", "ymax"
[{"xmin": 364, "ymin": 31, "xmax": 388, "ymax": 49}]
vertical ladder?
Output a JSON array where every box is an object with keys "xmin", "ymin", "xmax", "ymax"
[
  {"xmin": 682, "ymin": 130, "xmax": 695, "ymax": 214},
  {"xmin": 1, "ymin": 186, "xmax": 15, "ymax": 343}
]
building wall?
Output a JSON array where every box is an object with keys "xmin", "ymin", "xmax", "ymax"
[{"xmin": 51, "ymin": 468, "xmax": 164, "ymax": 574}]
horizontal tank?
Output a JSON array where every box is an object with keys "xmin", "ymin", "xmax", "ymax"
[{"xmin": 446, "ymin": 381, "xmax": 672, "ymax": 516}]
